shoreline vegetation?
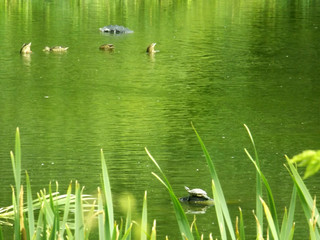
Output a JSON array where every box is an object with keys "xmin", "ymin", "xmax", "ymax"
[{"xmin": 0, "ymin": 126, "xmax": 319, "ymax": 239}]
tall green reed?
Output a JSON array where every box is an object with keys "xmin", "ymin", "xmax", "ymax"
[{"xmin": 3, "ymin": 126, "xmax": 320, "ymax": 240}]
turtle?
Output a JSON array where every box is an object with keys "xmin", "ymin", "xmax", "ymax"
[
  {"xmin": 99, "ymin": 44, "xmax": 115, "ymax": 51},
  {"xmin": 20, "ymin": 42, "xmax": 32, "ymax": 54},
  {"xmin": 184, "ymin": 186, "xmax": 210, "ymax": 200},
  {"xmin": 146, "ymin": 43, "xmax": 158, "ymax": 53},
  {"xmin": 43, "ymin": 46, "xmax": 69, "ymax": 52}
]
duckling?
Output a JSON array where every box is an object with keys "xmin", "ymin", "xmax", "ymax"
[
  {"xmin": 99, "ymin": 44, "xmax": 115, "ymax": 51},
  {"xmin": 20, "ymin": 42, "xmax": 32, "ymax": 54},
  {"xmin": 43, "ymin": 46, "xmax": 69, "ymax": 52},
  {"xmin": 146, "ymin": 43, "xmax": 158, "ymax": 53}
]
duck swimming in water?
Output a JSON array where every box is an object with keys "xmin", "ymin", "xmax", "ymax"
[
  {"xmin": 146, "ymin": 43, "xmax": 158, "ymax": 53},
  {"xmin": 43, "ymin": 46, "xmax": 69, "ymax": 52},
  {"xmin": 20, "ymin": 42, "xmax": 32, "ymax": 54},
  {"xmin": 99, "ymin": 44, "xmax": 115, "ymax": 51}
]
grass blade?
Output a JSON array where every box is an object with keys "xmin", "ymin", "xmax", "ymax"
[
  {"xmin": 146, "ymin": 148, "xmax": 194, "ymax": 240},
  {"xmin": 212, "ymin": 180, "xmax": 227, "ymax": 240},
  {"xmin": 11, "ymin": 127, "xmax": 22, "ymax": 240},
  {"xmin": 101, "ymin": 149, "xmax": 114, "ymax": 239},
  {"xmin": 237, "ymin": 207, "xmax": 245, "ymax": 240},
  {"xmin": 243, "ymin": 124, "xmax": 263, "ymax": 233},
  {"xmin": 0, "ymin": 224, "xmax": 3, "ymax": 240},
  {"xmin": 121, "ymin": 223, "xmax": 133, "ymax": 240},
  {"xmin": 253, "ymin": 211, "xmax": 263, "ymax": 240},
  {"xmin": 280, "ymin": 185, "xmax": 296, "ymax": 239},
  {"xmin": 286, "ymin": 157, "xmax": 320, "ymax": 233},
  {"xmin": 75, "ymin": 181, "xmax": 85, "ymax": 240},
  {"xmin": 260, "ymin": 197, "xmax": 279, "ymax": 240},
  {"xmin": 245, "ymin": 148, "xmax": 279, "ymax": 234},
  {"xmin": 97, "ymin": 187, "xmax": 105, "ymax": 240},
  {"xmin": 141, "ymin": 191, "xmax": 148, "ymax": 240},
  {"xmin": 150, "ymin": 220, "xmax": 156, "ymax": 240},
  {"xmin": 192, "ymin": 124, "xmax": 235, "ymax": 240},
  {"xmin": 59, "ymin": 182, "xmax": 72, "ymax": 237},
  {"xmin": 66, "ymin": 224, "xmax": 74, "ymax": 240},
  {"xmin": 190, "ymin": 216, "xmax": 201, "ymax": 240},
  {"xmin": 26, "ymin": 172, "xmax": 34, "ymax": 239},
  {"xmin": 125, "ymin": 197, "xmax": 132, "ymax": 240}
]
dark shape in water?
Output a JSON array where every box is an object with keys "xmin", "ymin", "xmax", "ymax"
[
  {"xmin": 179, "ymin": 195, "xmax": 214, "ymax": 206},
  {"xmin": 99, "ymin": 25, "xmax": 134, "ymax": 34}
]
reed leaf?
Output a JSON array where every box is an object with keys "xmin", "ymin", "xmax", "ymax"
[
  {"xmin": 59, "ymin": 182, "xmax": 72, "ymax": 237},
  {"xmin": 11, "ymin": 185, "xmax": 20, "ymax": 240},
  {"xmin": 260, "ymin": 197, "xmax": 279, "ymax": 240},
  {"xmin": 237, "ymin": 207, "xmax": 245, "ymax": 240},
  {"xmin": 245, "ymin": 148, "xmax": 279, "ymax": 235},
  {"xmin": 190, "ymin": 216, "xmax": 201, "ymax": 240},
  {"xmin": 11, "ymin": 127, "xmax": 22, "ymax": 240},
  {"xmin": 97, "ymin": 187, "xmax": 105, "ymax": 240},
  {"xmin": 121, "ymin": 223, "xmax": 133, "ymax": 240},
  {"xmin": 243, "ymin": 124, "xmax": 263, "ymax": 233},
  {"xmin": 286, "ymin": 157, "xmax": 320, "ymax": 234},
  {"xmin": 252, "ymin": 211, "xmax": 263, "ymax": 240},
  {"xmin": 48, "ymin": 208, "xmax": 59, "ymax": 240},
  {"xmin": 42, "ymin": 204, "xmax": 47, "ymax": 240},
  {"xmin": 0, "ymin": 224, "xmax": 3, "ymax": 240},
  {"xmin": 101, "ymin": 149, "xmax": 114, "ymax": 239},
  {"xmin": 125, "ymin": 197, "xmax": 132, "ymax": 240},
  {"xmin": 280, "ymin": 185, "xmax": 296, "ymax": 239},
  {"xmin": 39, "ymin": 190, "xmax": 54, "ymax": 227},
  {"xmin": 287, "ymin": 222, "xmax": 295, "ymax": 240},
  {"xmin": 66, "ymin": 224, "xmax": 74, "ymax": 240},
  {"xmin": 212, "ymin": 180, "xmax": 227, "ymax": 240},
  {"xmin": 141, "ymin": 191, "xmax": 148, "ymax": 240},
  {"xmin": 150, "ymin": 220, "xmax": 156, "ymax": 240},
  {"xmin": 309, "ymin": 219, "xmax": 317, "ymax": 240},
  {"xmin": 192, "ymin": 124, "xmax": 235, "ymax": 240},
  {"xmin": 84, "ymin": 199, "xmax": 97, "ymax": 240},
  {"xmin": 26, "ymin": 172, "xmax": 34, "ymax": 240},
  {"xmin": 75, "ymin": 181, "xmax": 85, "ymax": 240},
  {"xmin": 34, "ymin": 203, "xmax": 44, "ymax": 240},
  {"xmin": 146, "ymin": 148, "xmax": 193, "ymax": 240},
  {"xmin": 13, "ymin": 128, "xmax": 22, "ymax": 203}
]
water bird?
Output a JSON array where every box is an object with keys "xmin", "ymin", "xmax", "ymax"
[
  {"xmin": 43, "ymin": 46, "xmax": 69, "ymax": 52},
  {"xmin": 146, "ymin": 43, "xmax": 158, "ymax": 53},
  {"xmin": 20, "ymin": 42, "xmax": 32, "ymax": 54},
  {"xmin": 99, "ymin": 44, "xmax": 115, "ymax": 51}
]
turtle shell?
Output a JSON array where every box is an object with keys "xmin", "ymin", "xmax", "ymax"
[{"xmin": 185, "ymin": 186, "xmax": 208, "ymax": 198}]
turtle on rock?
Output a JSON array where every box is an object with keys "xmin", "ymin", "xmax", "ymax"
[{"xmin": 184, "ymin": 186, "xmax": 211, "ymax": 200}]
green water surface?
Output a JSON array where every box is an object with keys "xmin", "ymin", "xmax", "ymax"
[{"xmin": 0, "ymin": 0, "xmax": 319, "ymax": 238}]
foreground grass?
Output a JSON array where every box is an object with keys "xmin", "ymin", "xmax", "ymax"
[{"xmin": 0, "ymin": 127, "xmax": 319, "ymax": 239}]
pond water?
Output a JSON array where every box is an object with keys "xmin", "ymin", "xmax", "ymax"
[{"xmin": 0, "ymin": 0, "xmax": 319, "ymax": 238}]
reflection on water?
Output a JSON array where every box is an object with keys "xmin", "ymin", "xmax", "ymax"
[{"xmin": 0, "ymin": 0, "xmax": 319, "ymax": 238}]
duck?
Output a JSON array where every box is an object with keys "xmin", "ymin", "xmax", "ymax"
[
  {"xmin": 20, "ymin": 42, "xmax": 32, "ymax": 54},
  {"xmin": 43, "ymin": 46, "xmax": 69, "ymax": 52},
  {"xmin": 146, "ymin": 43, "xmax": 158, "ymax": 53},
  {"xmin": 99, "ymin": 44, "xmax": 115, "ymax": 51}
]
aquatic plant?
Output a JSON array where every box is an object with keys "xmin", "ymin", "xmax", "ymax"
[
  {"xmin": 1, "ymin": 128, "xmax": 155, "ymax": 240},
  {"xmin": 1, "ymin": 126, "xmax": 320, "ymax": 239},
  {"xmin": 146, "ymin": 124, "xmax": 320, "ymax": 239}
]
